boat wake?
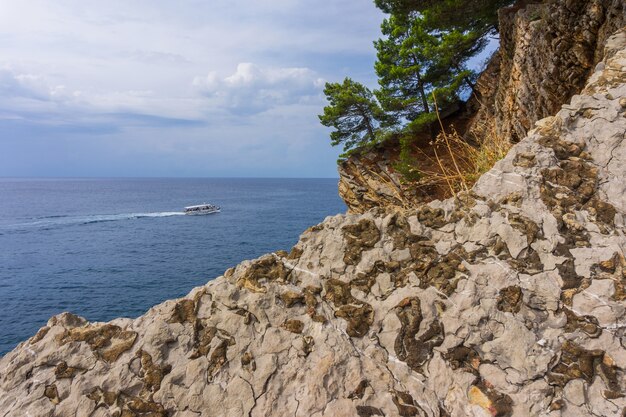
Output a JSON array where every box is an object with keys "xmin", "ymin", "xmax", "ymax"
[
  {"xmin": 81, "ymin": 212, "xmax": 185, "ymax": 225},
  {"xmin": 2, "ymin": 212, "xmax": 185, "ymax": 231}
]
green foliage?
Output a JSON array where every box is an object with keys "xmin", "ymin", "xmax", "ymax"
[
  {"xmin": 320, "ymin": 0, "xmax": 514, "ymax": 181},
  {"xmin": 405, "ymin": 111, "xmax": 438, "ymax": 134},
  {"xmin": 373, "ymin": 0, "xmax": 427, "ymax": 16},
  {"xmin": 367, "ymin": 0, "xmax": 513, "ymax": 180},
  {"xmin": 374, "ymin": 0, "xmax": 513, "ymax": 35},
  {"xmin": 393, "ymin": 134, "xmax": 423, "ymax": 181},
  {"xmin": 373, "ymin": 14, "xmax": 478, "ymax": 128},
  {"xmin": 318, "ymin": 78, "xmax": 393, "ymax": 153},
  {"xmin": 336, "ymin": 128, "xmax": 396, "ymax": 162},
  {"xmin": 374, "ymin": 15, "xmax": 438, "ymax": 121},
  {"xmin": 423, "ymin": 0, "xmax": 514, "ymax": 35},
  {"xmin": 373, "ymin": 0, "xmax": 513, "ymax": 103}
]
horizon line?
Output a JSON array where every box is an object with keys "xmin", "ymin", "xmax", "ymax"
[{"xmin": 0, "ymin": 176, "xmax": 341, "ymax": 180}]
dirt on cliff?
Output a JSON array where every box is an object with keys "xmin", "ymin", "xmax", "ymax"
[
  {"xmin": 338, "ymin": 106, "xmax": 479, "ymax": 213},
  {"xmin": 338, "ymin": 0, "xmax": 626, "ymax": 214},
  {"xmin": 2, "ymin": 28, "xmax": 625, "ymax": 416}
]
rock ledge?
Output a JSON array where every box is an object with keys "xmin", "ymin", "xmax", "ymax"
[{"xmin": 2, "ymin": 27, "xmax": 626, "ymax": 417}]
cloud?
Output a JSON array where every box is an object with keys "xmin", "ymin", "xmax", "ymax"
[
  {"xmin": 0, "ymin": 66, "xmax": 206, "ymax": 127},
  {"xmin": 0, "ymin": 0, "xmax": 384, "ymax": 177},
  {"xmin": 193, "ymin": 63, "xmax": 325, "ymax": 115},
  {"xmin": 1, "ymin": 61, "xmax": 325, "ymax": 126},
  {"xmin": 0, "ymin": 68, "xmax": 53, "ymax": 101},
  {"xmin": 121, "ymin": 50, "xmax": 190, "ymax": 65}
]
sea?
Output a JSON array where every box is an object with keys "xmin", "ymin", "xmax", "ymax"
[{"xmin": 0, "ymin": 178, "xmax": 346, "ymax": 356}]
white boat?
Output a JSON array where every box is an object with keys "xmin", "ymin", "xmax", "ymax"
[{"xmin": 184, "ymin": 203, "xmax": 221, "ymax": 215}]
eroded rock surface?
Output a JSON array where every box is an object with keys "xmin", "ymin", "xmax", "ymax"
[
  {"xmin": 339, "ymin": 0, "xmax": 626, "ymax": 214},
  {"xmin": 338, "ymin": 142, "xmax": 417, "ymax": 214},
  {"xmin": 1, "ymin": 27, "xmax": 626, "ymax": 417},
  {"xmin": 487, "ymin": 0, "xmax": 626, "ymax": 143}
]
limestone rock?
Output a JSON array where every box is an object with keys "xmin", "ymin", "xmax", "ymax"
[
  {"xmin": 338, "ymin": 0, "xmax": 626, "ymax": 214},
  {"xmin": 473, "ymin": 0, "xmax": 626, "ymax": 144},
  {"xmin": 1, "ymin": 24, "xmax": 626, "ymax": 417}
]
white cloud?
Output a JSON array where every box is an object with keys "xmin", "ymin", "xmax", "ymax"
[
  {"xmin": 0, "ymin": 66, "xmax": 206, "ymax": 124},
  {"xmin": 0, "ymin": 62, "xmax": 324, "ymax": 124},
  {"xmin": 0, "ymin": 0, "xmax": 383, "ymax": 176},
  {"xmin": 193, "ymin": 63, "xmax": 325, "ymax": 115},
  {"xmin": 0, "ymin": 68, "xmax": 49, "ymax": 101},
  {"xmin": 121, "ymin": 50, "xmax": 190, "ymax": 65}
]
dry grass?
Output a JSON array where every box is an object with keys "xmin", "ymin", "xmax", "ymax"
[{"xmin": 415, "ymin": 117, "xmax": 511, "ymax": 198}]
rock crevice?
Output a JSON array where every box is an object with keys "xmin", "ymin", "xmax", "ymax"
[
  {"xmin": 1, "ymin": 23, "xmax": 626, "ymax": 417},
  {"xmin": 338, "ymin": 0, "xmax": 626, "ymax": 214}
]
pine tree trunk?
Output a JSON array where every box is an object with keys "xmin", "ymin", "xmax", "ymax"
[
  {"xmin": 356, "ymin": 105, "xmax": 376, "ymax": 141},
  {"xmin": 464, "ymin": 76, "xmax": 478, "ymax": 96},
  {"xmin": 452, "ymin": 63, "xmax": 478, "ymax": 96},
  {"xmin": 410, "ymin": 54, "xmax": 431, "ymax": 114},
  {"xmin": 418, "ymin": 81, "xmax": 430, "ymax": 114}
]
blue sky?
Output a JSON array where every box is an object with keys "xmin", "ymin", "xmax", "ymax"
[{"xmin": 0, "ymin": 0, "xmax": 386, "ymax": 177}]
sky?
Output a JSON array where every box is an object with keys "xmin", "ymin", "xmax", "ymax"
[{"xmin": 0, "ymin": 0, "xmax": 386, "ymax": 178}]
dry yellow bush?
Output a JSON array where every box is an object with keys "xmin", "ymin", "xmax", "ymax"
[{"xmin": 417, "ymin": 118, "xmax": 511, "ymax": 198}]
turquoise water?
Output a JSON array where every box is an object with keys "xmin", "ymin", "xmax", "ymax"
[{"xmin": 0, "ymin": 178, "xmax": 345, "ymax": 355}]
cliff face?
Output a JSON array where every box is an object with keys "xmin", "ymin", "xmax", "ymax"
[
  {"xmin": 338, "ymin": 0, "xmax": 626, "ymax": 214},
  {"xmin": 1, "ymin": 29, "xmax": 625, "ymax": 417},
  {"xmin": 491, "ymin": 0, "xmax": 626, "ymax": 143},
  {"xmin": 338, "ymin": 142, "xmax": 427, "ymax": 213}
]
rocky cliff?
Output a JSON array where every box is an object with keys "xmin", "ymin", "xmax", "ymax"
[
  {"xmin": 489, "ymin": 0, "xmax": 626, "ymax": 143},
  {"xmin": 337, "ymin": 142, "xmax": 421, "ymax": 214},
  {"xmin": 338, "ymin": 0, "xmax": 626, "ymax": 214},
  {"xmin": 1, "ymin": 28, "xmax": 625, "ymax": 417}
]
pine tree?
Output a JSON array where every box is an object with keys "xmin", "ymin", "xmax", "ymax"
[
  {"xmin": 374, "ymin": 14, "xmax": 439, "ymax": 131},
  {"xmin": 428, "ymin": 28, "xmax": 486, "ymax": 98},
  {"xmin": 318, "ymin": 78, "xmax": 391, "ymax": 152},
  {"xmin": 319, "ymin": 0, "xmax": 514, "ymax": 163},
  {"xmin": 374, "ymin": 14, "xmax": 481, "ymax": 132},
  {"xmin": 373, "ymin": 0, "xmax": 513, "ymax": 104},
  {"xmin": 374, "ymin": 0, "xmax": 512, "ymax": 35},
  {"xmin": 373, "ymin": 0, "xmax": 425, "ymax": 16}
]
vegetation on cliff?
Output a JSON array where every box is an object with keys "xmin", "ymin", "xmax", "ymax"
[
  {"xmin": 319, "ymin": 0, "xmax": 513, "ymax": 178},
  {"xmin": 318, "ymin": 78, "xmax": 392, "ymax": 152},
  {"xmin": 336, "ymin": 0, "xmax": 626, "ymax": 214},
  {"xmin": 4, "ymin": 29, "xmax": 626, "ymax": 414}
]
